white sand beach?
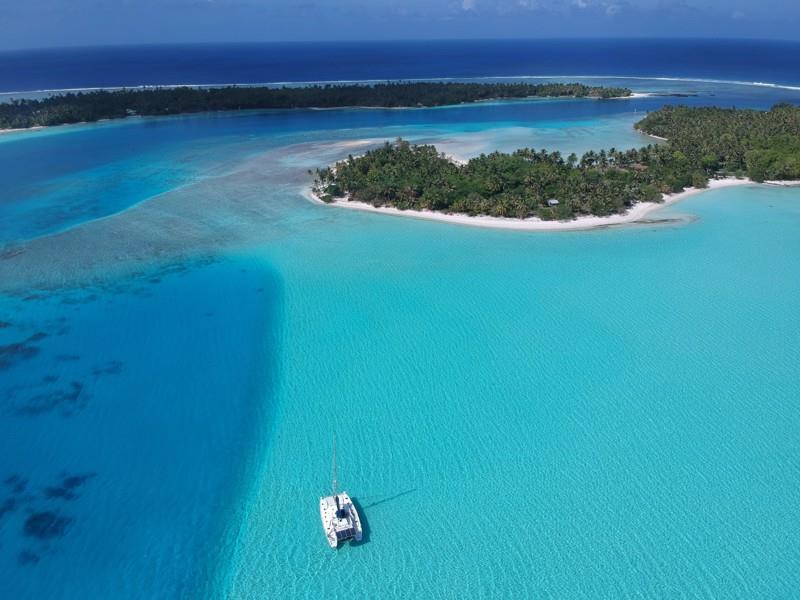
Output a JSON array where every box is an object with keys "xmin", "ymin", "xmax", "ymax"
[
  {"xmin": 0, "ymin": 125, "xmax": 45, "ymax": 136},
  {"xmin": 612, "ymin": 92, "xmax": 653, "ymax": 100},
  {"xmin": 764, "ymin": 179, "xmax": 800, "ymax": 186},
  {"xmin": 304, "ymin": 177, "xmax": 762, "ymax": 231}
]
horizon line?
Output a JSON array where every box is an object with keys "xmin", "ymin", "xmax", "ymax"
[{"xmin": 3, "ymin": 36, "xmax": 800, "ymax": 54}]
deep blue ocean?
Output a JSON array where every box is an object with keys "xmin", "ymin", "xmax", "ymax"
[
  {"xmin": 1, "ymin": 39, "xmax": 799, "ymax": 93},
  {"xmin": 1, "ymin": 40, "xmax": 799, "ymax": 598}
]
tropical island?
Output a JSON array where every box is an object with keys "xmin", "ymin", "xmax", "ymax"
[
  {"xmin": 311, "ymin": 104, "xmax": 800, "ymax": 225},
  {"xmin": 0, "ymin": 82, "xmax": 631, "ymax": 130}
]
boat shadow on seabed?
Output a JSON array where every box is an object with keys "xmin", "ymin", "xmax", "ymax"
[{"xmin": 348, "ymin": 488, "xmax": 417, "ymax": 547}]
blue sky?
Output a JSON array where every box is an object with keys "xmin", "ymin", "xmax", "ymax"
[{"xmin": 0, "ymin": 0, "xmax": 798, "ymax": 50}]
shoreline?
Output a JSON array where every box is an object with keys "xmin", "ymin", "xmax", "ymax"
[
  {"xmin": 2, "ymin": 75, "xmax": 798, "ymax": 98},
  {"xmin": 643, "ymin": 132, "xmax": 668, "ymax": 141},
  {"xmin": 0, "ymin": 125, "xmax": 46, "ymax": 136},
  {"xmin": 304, "ymin": 177, "xmax": 800, "ymax": 232},
  {"xmin": 0, "ymin": 92, "xmax": 632, "ymax": 136}
]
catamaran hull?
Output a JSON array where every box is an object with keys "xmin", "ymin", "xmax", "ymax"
[{"xmin": 320, "ymin": 492, "xmax": 362, "ymax": 549}]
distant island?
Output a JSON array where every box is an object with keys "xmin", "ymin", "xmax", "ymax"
[
  {"xmin": 0, "ymin": 82, "xmax": 631, "ymax": 130},
  {"xmin": 311, "ymin": 104, "xmax": 800, "ymax": 223}
]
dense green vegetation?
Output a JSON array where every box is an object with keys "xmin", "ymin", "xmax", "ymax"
[
  {"xmin": 635, "ymin": 104, "xmax": 800, "ymax": 182},
  {"xmin": 0, "ymin": 82, "xmax": 630, "ymax": 130},
  {"xmin": 313, "ymin": 104, "xmax": 800, "ymax": 220}
]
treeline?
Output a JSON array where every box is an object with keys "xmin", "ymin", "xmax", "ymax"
[
  {"xmin": 313, "ymin": 104, "xmax": 800, "ymax": 220},
  {"xmin": 635, "ymin": 104, "xmax": 800, "ymax": 182},
  {"xmin": 0, "ymin": 82, "xmax": 630, "ymax": 130}
]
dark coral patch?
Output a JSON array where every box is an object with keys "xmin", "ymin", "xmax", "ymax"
[
  {"xmin": 0, "ymin": 497, "xmax": 18, "ymax": 520},
  {"xmin": 0, "ymin": 336, "xmax": 43, "ymax": 370},
  {"xmin": 62, "ymin": 473, "xmax": 95, "ymax": 489},
  {"xmin": 43, "ymin": 472, "xmax": 95, "ymax": 501},
  {"xmin": 91, "ymin": 361, "xmax": 123, "ymax": 376},
  {"xmin": 22, "ymin": 294, "xmax": 47, "ymax": 302},
  {"xmin": 56, "ymin": 354, "xmax": 81, "ymax": 362},
  {"xmin": 0, "ymin": 246, "xmax": 25, "ymax": 260},
  {"xmin": 60, "ymin": 294, "xmax": 98, "ymax": 305},
  {"xmin": 43, "ymin": 487, "xmax": 77, "ymax": 501},
  {"xmin": 18, "ymin": 550, "xmax": 40, "ymax": 566},
  {"xmin": 23, "ymin": 511, "xmax": 72, "ymax": 540},
  {"xmin": 5, "ymin": 474, "xmax": 23, "ymax": 486},
  {"xmin": 13, "ymin": 381, "xmax": 86, "ymax": 417},
  {"xmin": 4, "ymin": 474, "xmax": 28, "ymax": 494}
]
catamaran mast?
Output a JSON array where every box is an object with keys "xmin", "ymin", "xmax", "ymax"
[{"xmin": 331, "ymin": 435, "xmax": 338, "ymax": 496}]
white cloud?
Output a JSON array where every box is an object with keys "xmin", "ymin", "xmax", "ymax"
[
  {"xmin": 461, "ymin": 0, "xmax": 476, "ymax": 10},
  {"xmin": 569, "ymin": 0, "xmax": 623, "ymax": 14}
]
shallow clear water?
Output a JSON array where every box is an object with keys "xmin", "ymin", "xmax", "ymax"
[
  {"xmin": 227, "ymin": 184, "xmax": 800, "ymax": 598},
  {"xmin": 1, "ymin": 79, "xmax": 799, "ymax": 598},
  {"xmin": 6, "ymin": 79, "xmax": 800, "ymax": 246}
]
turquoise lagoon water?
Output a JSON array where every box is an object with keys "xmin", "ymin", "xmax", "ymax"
[
  {"xmin": 4, "ymin": 75, "xmax": 798, "ymax": 245},
  {"xmin": 1, "ymin": 84, "xmax": 799, "ymax": 598}
]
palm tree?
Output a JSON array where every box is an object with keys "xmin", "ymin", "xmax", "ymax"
[{"xmin": 567, "ymin": 153, "xmax": 578, "ymax": 168}]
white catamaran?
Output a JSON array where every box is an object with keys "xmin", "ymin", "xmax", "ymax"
[{"xmin": 319, "ymin": 437, "xmax": 362, "ymax": 549}]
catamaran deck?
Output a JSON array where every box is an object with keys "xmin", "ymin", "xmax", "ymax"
[{"xmin": 320, "ymin": 492, "xmax": 362, "ymax": 548}]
